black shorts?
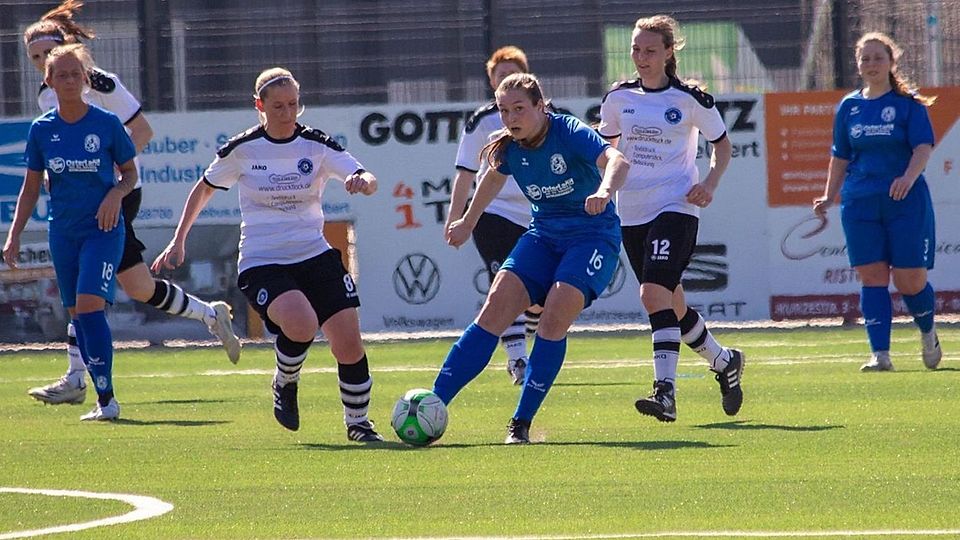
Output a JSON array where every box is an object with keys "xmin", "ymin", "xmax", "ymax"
[
  {"xmin": 622, "ymin": 212, "xmax": 699, "ymax": 291},
  {"xmin": 237, "ymin": 249, "xmax": 360, "ymax": 335},
  {"xmin": 472, "ymin": 212, "xmax": 527, "ymax": 282},
  {"xmin": 118, "ymin": 188, "xmax": 147, "ymax": 272}
]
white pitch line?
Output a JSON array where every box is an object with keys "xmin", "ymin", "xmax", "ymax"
[{"xmin": 0, "ymin": 487, "xmax": 173, "ymax": 539}]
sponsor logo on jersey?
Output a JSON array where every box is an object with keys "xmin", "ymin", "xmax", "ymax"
[
  {"xmin": 48, "ymin": 157, "xmax": 66, "ymax": 173},
  {"xmin": 393, "ymin": 253, "xmax": 440, "ymax": 305},
  {"xmin": 664, "ymin": 107, "xmax": 682, "ymax": 124},
  {"xmin": 850, "ymin": 124, "xmax": 863, "ymax": 139},
  {"xmin": 268, "ymin": 173, "xmax": 302, "ymax": 185},
  {"xmin": 851, "ymin": 123, "xmax": 893, "ymax": 138},
  {"xmin": 64, "ymin": 158, "xmax": 101, "ymax": 173},
  {"xmin": 84, "ymin": 134, "xmax": 100, "ymax": 153},
  {"xmin": 526, "ymin": 178, "xmax": 575, "ymax": 201},
  {"xmin": 297, "ymin": 158, "xmax": 314, "ymax": 174},
  {"xmin": 549, "ymin": 153, "xmax": 567, "ymax": 175},
  {"xmin": 881, "ymin": 106, "xmax": 896, "ymax": 122},
  {"xmin": 632, "ymin": 126, "xmax": 663, "ymax": 137}
]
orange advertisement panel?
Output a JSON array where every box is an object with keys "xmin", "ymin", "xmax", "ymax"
[{"xmin": 765, "ymin": 87, "xmax": 960, "ymax": 207}]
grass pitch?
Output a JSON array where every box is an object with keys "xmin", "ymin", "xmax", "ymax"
[{"xmin": 1, "ymin": 324, "xmax": 958, "ymax": 539}]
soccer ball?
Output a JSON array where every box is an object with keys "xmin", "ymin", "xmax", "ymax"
[{"xmin": 391, "ymin": 388, "xmax": 448, "ymax": 446}]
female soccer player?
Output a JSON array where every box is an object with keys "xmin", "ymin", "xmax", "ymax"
[
  {"xmin": 448, "ymin": 46, "xmax": 543, "ymax": 385},
  {"xmin": 23, "ymin": 0, "xmax": 240, "ymax": 407},
  {"xmin": 4, "ymin": 44, "xmax": 137, "ymax": 421},
  {"xmin": 814, "ymin": 32, "xmax": 940, "ymax": 372},
  {"xmin": 152, "ymin": 68, "xmax": 384, "ymax": 442},
  {"xmin": 436, "ymin": 73, "xmax": 630, "ymax": 444},
  {"xmin": 598, "ymin": 14, "xmax": 744, "ymax": 422}
]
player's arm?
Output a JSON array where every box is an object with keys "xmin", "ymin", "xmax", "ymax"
[
  {"xmin": 446, "ymin": 168, "xmax": 476, "ymax": 230},
  {"xmin": 446, "ymin": 168, "xmax": 507, "ymax": 248},
  {"xmin": 813, "ymin": 156, "xmax": 849, "ymax": 217},
  {"xmin": 2, "ymin": 169, "xmax": 44, "ymax": 268},
  {"xmin": 151, "ymin": 179, "xmax": 218, "ymax": 272},
  {"xmin": 687, "ymin": 135, "xmax": 732, "ymax": 208},
  {"xmin": 586, "ymin": 147, "xmax": 629, "ymax": 215},
  {"xmin": 890, "ymin": 144, "xmax": 933, "ymax": 201},
  {"xmin": 97, "ymin": 158, "xmax": 138, "ymax": 232},
  {"xmin": 125, "ymin": 112, "xmax": 154, "ymax": 154}
]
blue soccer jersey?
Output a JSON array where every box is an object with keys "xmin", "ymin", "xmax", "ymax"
[
  {"xmin": 24, "ymin": 105, "xmax": 137, "ymax": 233},
  {"xmin": 831, "ymin": 90, "xmax": 935, "ymax": 200},
  {"xmin": 496, "ymin": 113, "xmax": 619, "ymax": 243}
]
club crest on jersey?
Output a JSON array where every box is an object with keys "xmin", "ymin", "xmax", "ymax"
[
  {"xmin": 48, "ymin": 157, "xmax": 65, "ymax": 173},
  {"xmin": 550, "ymin": 153, "xmax": 568, "ymax": 175},
  {"xmin": 298, "ymin": 158, "xmax": 314, "ymax": 174},
  {"xmin": 664, "ymin": 108, "xmax": 682, "ymax": 125},
  {"xmin": 881, "ymin": 106, "xmax": 896, "ymax": 122},
  {"xmin": 257, "ymin": 288, "xmax": 269, "ymax": 306},
  {"xmin": 84, "ymin": 134, "xmax": 100, "ymax": 153}
]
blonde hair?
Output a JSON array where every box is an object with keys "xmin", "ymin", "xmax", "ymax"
[
  {"xmin": 856, "ymin": 32, "xmax": 936, "ymax": 106},
  {"xmin": 23, "ymin": 1, "xmax": 95, "ymax": 46},
  {"xmin": 481, "ymin": 73, "xmax": 546, "ymax": 170},
  {"xmin": 45, "ymin": 43, "xmax": 94, "ymax": 81},
  {"xmin": 485, "ymin": 46, "xmax": 530, "ymax": 79},
  {"xmin": 253, "ymin": 67, "xmax": 302, "ymax": 125}
]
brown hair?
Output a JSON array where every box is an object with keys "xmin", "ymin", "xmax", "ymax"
[
  {"xmin": 634, "ymin": 15, "xmax": 685, "ymax": 80},
  {"xmin": 45, "ymin": 43, "xmax": 94, "ymax": 81},
  {"xmin": 485, "ymin": 46, "xmax": 530, "ymax": 79},
  {"xmin": 856, "ymin": 32, "xmax": 936, "ymax": 106},
  {"xmin": 481, "ymin": 73, "xmax": 545, "ymax": 170},
  {"xmin": 253, "ymin": 67, "xmax": 301, "ymax": 125},
  {"xmin": 23, "ymin": 1, "xmax": 95, "ymax": 46}
]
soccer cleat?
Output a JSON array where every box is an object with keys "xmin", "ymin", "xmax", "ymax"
[
  {"xmin": 635, "ymin": 381, "xmax": 677, "ymax": 422},
  {"xmin": 79, "ymin": 398, "xmax": 120, "ymax": 421},
  {"xmin": 714, "ymin": 348, "xmax": 745, "ymax": 416},
  {"xmin": 272, "ymin": 380, "xmax": 300, "ymax": 431},
  {"xmin": 28, "ymin": 373, "xmax": 87, "ymax": 405},
  {"xmin": 208, "ymin": 301, "xmax": 241, "ymax": 364},
  {"xmin": 346, "ymin": 420, "xmax": 384, "ymax": 442},
  {"xmin": 921, "ymin": 330, "xmax": 942, "ymax": 370},
  {"xmin": 507, "ymin": 357, "xmax": 528, "ymax": 386},
  {"xmin": 505, "ymin": 418, "xmax": 531, "ymax": 444},
  {"xmin": 860, "ymin": 352, "xmax": 894, "ymax": 372}
]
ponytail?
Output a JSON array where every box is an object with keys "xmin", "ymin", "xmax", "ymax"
[{"xmin": 23, "ymin": 1, "xmax": 95, "ymax": 46}]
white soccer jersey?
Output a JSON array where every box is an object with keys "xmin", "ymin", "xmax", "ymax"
[
  {"xmin": 456, "ymin": 101, "xmax": 531, "ymax": 227},
  {"xmin": 598, "ymin": 79, "xmax": 727, "ymax": 226},
  {"xmin": 38, "ymin": 68, "xmax": 144, "ymax": 188},
  {"xmin": 203, "ymin": 124, "xmax": 364, "ymax": 273}
]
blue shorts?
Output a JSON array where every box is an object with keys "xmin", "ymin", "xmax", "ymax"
[
  {"xmin": 840, "ymin": 180, "xmax": 935, "ymax": 269},
  {"xmin": 501, "ymin": 231, "xmax": 620, "ymax": 309},
  {"xmin": 49, "ymin": 225, "xmax": 125, "ymax": 308}
]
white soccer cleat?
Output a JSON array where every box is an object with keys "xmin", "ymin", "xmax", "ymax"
[
  {"xmin": 28, "ymin": 373, "xmax": 87, "ymax": 405},
  {"xmin": 80, "ymin": 398, "xmax": 120, "ymax": 421},
  {"xmin": 921, "ymin": 330, "xmax": 942, "ymax": 370},
  {"xmin": 860, "ymin": 352, "xmax": 894, "ymax": 372},
  {"xmin": 208, "ymin": 301, "xmax": 241, "ymax": 364}
]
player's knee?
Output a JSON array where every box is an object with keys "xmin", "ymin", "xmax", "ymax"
[
  {"xmin": 277, "ymin": 312, "xmax": 319, "ymax": 342},
  {"xmin": 893, "ymin": 272, "xmax": 926, "ymax": 296},
  {"xmin": 330, "ymin": 337, "xmax": 365, "ymax": 364}
]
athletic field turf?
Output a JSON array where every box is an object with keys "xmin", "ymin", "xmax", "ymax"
[{"xmin": 1, "ymin": 324, "xmax": 958, "ymax": 539}]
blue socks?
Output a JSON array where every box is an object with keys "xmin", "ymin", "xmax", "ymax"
[
  {"xmin": 76, "ymin": 311, "xmax": 114, "ymax": 406},
  {"xmin": 861, "ymin": 286, "xmax": 892, "ymax": 352},
  {"xmin": 432, "ymin": 323, "xmax": 499, "ymax": 404},
  {"xmin": 902, "ymin": 282, "xmax": 935, "ymax": 333},
  {"xmin": 513, "ymin": 335, "xmax": 567, "ymax": 422}
]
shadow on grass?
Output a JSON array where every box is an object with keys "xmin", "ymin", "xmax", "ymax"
[
  {"xmin": 112, "ymin": 419, "xmax": 231, "ymax": 427},
  {"xmin": 126, "ymin": 398, "xmax": 239, "ymax": 406},
  {"xmin": 299, "ymin": 439, "xmax": 734, "ymax": 451},
  {"xmin": 552, "ymin": 381, "xmax": 636, "ymax": 387},
  {"xmin": 694, "ymin": 419, "xmax": 844, "ymax": 432}
]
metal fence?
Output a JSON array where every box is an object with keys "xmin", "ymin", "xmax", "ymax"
[{"xmin": 1, "ymin": 0, "xmax": 958, "ymax": 115}]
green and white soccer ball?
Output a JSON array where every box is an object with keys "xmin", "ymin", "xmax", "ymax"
[{"xmin": 391, "ymin": 388, "xmax": 448, "ymax": 446}]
